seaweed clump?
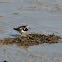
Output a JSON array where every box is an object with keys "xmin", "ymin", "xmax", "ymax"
[{"xmin": 0, "ymin": 33, "xmax": 62, "ymax": 46}]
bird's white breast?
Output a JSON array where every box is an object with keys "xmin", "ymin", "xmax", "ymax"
[{"xmin": 21, "ymin": 30, "xmax": 26, "ymax": 34}]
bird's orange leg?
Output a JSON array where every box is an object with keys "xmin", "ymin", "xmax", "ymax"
[{"xmin": 21, "ymin": 34, "xmax": 26, "ymax": 37}]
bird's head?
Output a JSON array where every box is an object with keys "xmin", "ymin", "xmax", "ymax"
[{"xmin": 26, "ymin": 25, "xmax": 31, "ymax": 29}]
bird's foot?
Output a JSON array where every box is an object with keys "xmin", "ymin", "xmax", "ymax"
[{"xmin": 21, "ymin": 34, "xmax": 27, "ymax": 37}]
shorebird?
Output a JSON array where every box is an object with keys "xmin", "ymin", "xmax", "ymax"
[{"xmin": 13, "ymin": 25, "xmax": 30, "ymax": 37}]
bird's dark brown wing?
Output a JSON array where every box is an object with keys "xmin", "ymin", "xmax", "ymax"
[
  {"xmin": 18, "ymin": 26, "xmax": 26, "ymax": 30},
  {"xmin": 13, "ymin": 25, "xmax": 27, "ymax": 31},
  {"xmin": 13, "ymin": 28, "xmax": 22, "ymax": 31},
  {"xmin": 18, "ymin": 26, "xmax": 26, "ymax": 28}
]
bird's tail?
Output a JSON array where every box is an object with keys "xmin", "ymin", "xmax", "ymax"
[{"xmin": 13, "ymin": 28, "xmax": 18, "ymax": 30}]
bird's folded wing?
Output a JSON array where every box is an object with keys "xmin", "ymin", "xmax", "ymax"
[{"xmin": 19, "ymin": 28, "xmax": 23, "ymax": 30}]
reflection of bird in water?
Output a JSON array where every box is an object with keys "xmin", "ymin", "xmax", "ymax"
[{"xmin": 13, "ymin": 25, "xmax": 30, "ymax": 37}]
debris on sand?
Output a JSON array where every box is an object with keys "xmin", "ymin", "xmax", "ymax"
[
  {"xmin": 0, "ymin": 33, "xmax": 62, "ymax": 46},
  {"xmin": 0, "ymin": 16, "xmax": 4, "ymax": 17},
  {"xmin": 2, "ymin": 60, "xmax": 8, "ymax": 62},
  {"xmin": 0, "ymin": 1, "xmax": 11, "ymax": 3}
]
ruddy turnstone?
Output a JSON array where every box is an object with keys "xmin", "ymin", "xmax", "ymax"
[{"xmin": 13, "ymin": 25, "xmax": 30, "ymax": 37}]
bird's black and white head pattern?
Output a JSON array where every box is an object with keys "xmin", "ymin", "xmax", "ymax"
[{"xmin": 25, "ymin": 25, "xmax": 30, "ymax": 29}]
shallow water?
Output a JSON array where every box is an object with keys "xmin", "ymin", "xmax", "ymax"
[
  {"xmin": 0, "ymin": 0, "xmax": 62, "ymax": 62},
  {"xmin": 0, "ymin": 0, "xmax": 62, "ymax": 39},
  {"xmin": 0, "ymin": 43, "xmax": 62, "ymax": 62}
]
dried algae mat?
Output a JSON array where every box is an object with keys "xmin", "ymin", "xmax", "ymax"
[{"xmin": 0, "ymin": 33, "xmax": 62, "ymax": 46}]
